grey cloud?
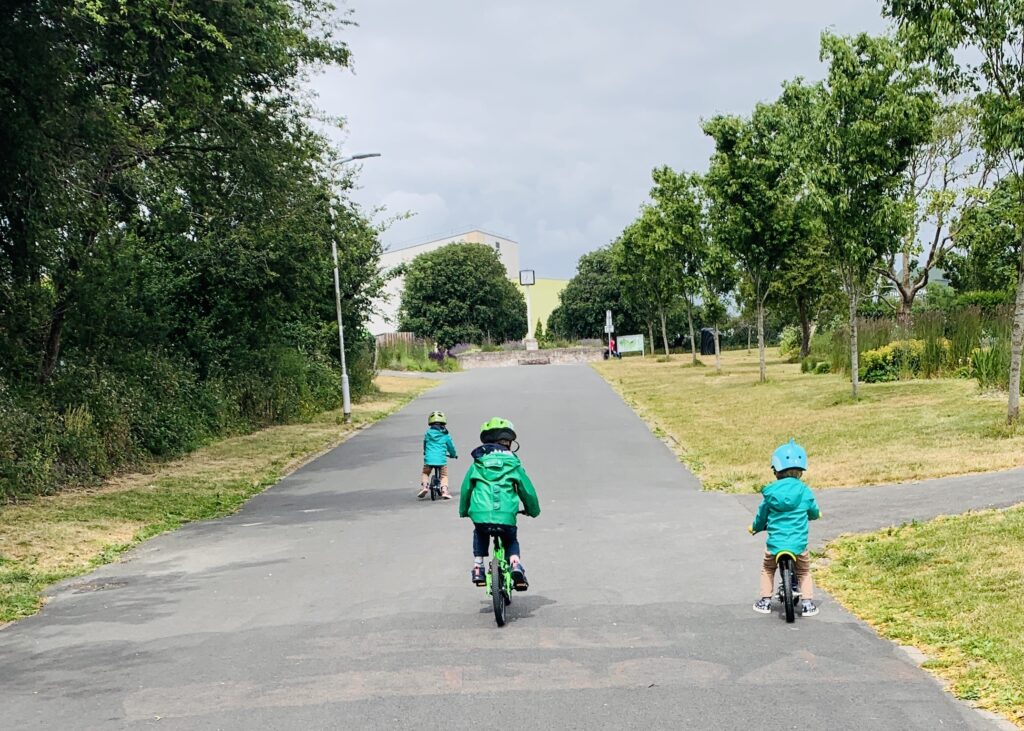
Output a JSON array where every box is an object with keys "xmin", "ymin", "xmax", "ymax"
[{"xmin": 317, "ymin": 1, "xmax": 887, "ymax": 277}]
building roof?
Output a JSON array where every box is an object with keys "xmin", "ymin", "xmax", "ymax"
[{"xmin": 384, "ymin": 228, "xmax": 518, "ymax": 254}]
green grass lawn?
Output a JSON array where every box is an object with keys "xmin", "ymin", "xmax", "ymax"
[
  {"xmin": 817, "ymin": 507, "xmax": 1024, "ymax": 728},
  {"xmin": 0, "ymin": 375, "xmax": 435, "ymax": 625},
  {"xmin": 594, "ymin": 349, "xmax": 1024, "ymax": 491}
]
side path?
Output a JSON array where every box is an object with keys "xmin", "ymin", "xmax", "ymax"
[
  {"xmin": 734, "ymin": 467, "xmax": 1024, "ymax": 546},
  {"xmin": 0, "ymin": 365, "xmax": 1005, "ymax": 729}
]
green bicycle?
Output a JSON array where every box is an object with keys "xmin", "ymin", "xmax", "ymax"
[
  {"xmin": 484, "ymin": 526, "xmax": 514, "ymax": 626},
  {"xmin": 482, "ymin": 511, "xmax": 530, "ymax": 627}
]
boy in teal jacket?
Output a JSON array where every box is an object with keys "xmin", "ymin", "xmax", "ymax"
[
  {"xmin": 418, "ymin": 410, "xmax": 457, "ymax": 499},
  {"xmin": 749, "ymin": 439, "xmax": 822, "ymax": 616},
  {"xmin": 459, "ymin": 417, "xmax": 540, "ymax": 589}
]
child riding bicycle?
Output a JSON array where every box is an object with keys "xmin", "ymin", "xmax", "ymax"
[
  {"xmin": 417, "ymin": 410, "xmax": 457, "ymax": 500},
  {"xmin": 749, "ymin": 439, "xmax": 821, "ymax": 617},
  {"xmin": 458, "ymin": 417, "xmax": 540, "ymax": 590}
]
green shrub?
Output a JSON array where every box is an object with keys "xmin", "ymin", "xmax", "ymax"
[
  {"xmin": 971, "ymin": 345, "xmax": 1012, "ymax": 392},
  {"xmin": 778, "ymin": 325, "xmax": 800, "ymax": 357},
  {"xmin": 859, "ymin": 339, "xmax": 951, "ymax": 383},
  {"xmin": 813, "ymin": 361, "xmax": 831, "ymax": 375}
]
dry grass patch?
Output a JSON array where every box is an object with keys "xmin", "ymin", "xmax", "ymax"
[
  {"xmin": 595, "ymin": 349, "xmax": 1024, "ymax": 491},
  {"xmin": 0, "ymin": 375, "xmax": 435, "ymax": 624},
  {"xmin": 817, "ymin": 507, "xmax": 1024, "ymax": 728}
]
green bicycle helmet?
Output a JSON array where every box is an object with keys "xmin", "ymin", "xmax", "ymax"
[
  {"xmin": 480, "ymin": 417, "xmax": 516, "ymax": 444},
  {"xmin": 428, "ymin": 410, "xmax": 447, "ymax": 425}
]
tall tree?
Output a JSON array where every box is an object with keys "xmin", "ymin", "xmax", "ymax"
[
  {"xmin": 547, "ymin": 247, "xmax": 640, "ymax": 339},
  {"xmin": 648, "ymin": 167, "xmax": 708, "ymax": 364},
  {"xmin": 880, "ymin": 100, "xmax": 991, "ymax": 327},
  {"xmin": 0, "ymin": 0, "xmax": 350, "ymax": 383},
  {"xmin": 807, "ymin": 32, "xmax": 934, "ymax": 398},
  {"xmin": 704, "ymin": 99, "xmax": 803, "ymax": 382},
  {"xmin": 612, "ymin": 207, "xmax": 684, "ymax": 358},
  {"xmin": 885, "ymin": 0, "xmax": 1024, "ymax": 421}
]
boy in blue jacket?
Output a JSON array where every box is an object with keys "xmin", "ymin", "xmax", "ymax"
[
  {"xmin": 749, "ymin": 439, "xmax": 821, "ymax": 617},
  {"xmin": 418, "ymin": 411, "xmax": 457, "ymax": 499}
]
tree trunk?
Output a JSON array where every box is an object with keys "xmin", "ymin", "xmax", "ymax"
[
  {"xmin": 39, "ymin": 286, "xmax": 70, "ymax": 384},
  {"xmin": 647, "ymin": 321, "xmax": 655, "ymax": 356},
  {"xmin": 714, "ymin": 322, "xmax": 722, "ymax": 373},
  {"xmin": 848, "ymin": 285, "xmax": 860, "ymax": 400},
  {"xmin": 685, "ymin": 297, "xmax": 697, "ymax": 364},
  {"xmin": 1008, "ymin": 265, "xmax": 1024, "ymax": 424},
  {"xmin": 756, "ymin": 299, "xmax": 766, "ymax": 383},
  {"xmin": 659, "ymin": 308, "xmax": 670, "ymax": 358},
  {"xmin": 797, "ymin": 296, "xmax": 811, "ymax": 360},
  {"xmin": 896, "ymin": 294, "xmax": 914, "ymax": 332},
  {"xmin": 747, "ymin": 324, "xmax": 752, "ymax": 353}
]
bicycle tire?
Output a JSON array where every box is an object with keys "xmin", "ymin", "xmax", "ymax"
[
  {"xmin": 492, "ymin": 557, "xmax": 506, "ymax": 626},
  {"xmin": 781, "ymin": 559, "xmax": 796, "ymax": 623},
  {"xmin": 429, "ymin": 469, "xmax": 439, "ymax": 501}
]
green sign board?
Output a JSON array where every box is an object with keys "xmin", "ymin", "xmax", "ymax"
[{"xmin": 617, "ymin": 334, "xmax": 644, "ymax": 353}]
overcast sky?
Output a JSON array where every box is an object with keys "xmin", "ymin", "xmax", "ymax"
[{"xmin": 315, "ymin": 1, "xmax": 888, "ymax": 279}]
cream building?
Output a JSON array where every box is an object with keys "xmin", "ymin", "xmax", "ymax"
[{"xmin": 367, "ymin": 229, "xmax": 521, "ymax": 336}]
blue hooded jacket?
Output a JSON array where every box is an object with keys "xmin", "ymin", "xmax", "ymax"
[
  {"xmin": 751, "ymin": 477, "xmax": 821, "ymax": 555},
  {"xmin": 423, "ymin": 425, "xmax": 457, "ymax": 466}
]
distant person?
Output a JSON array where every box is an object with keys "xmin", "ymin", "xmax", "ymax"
[
  {"xmin": 749, "ymin": 439, "xmax": 821, "ymax": 617},
  {"xmin": 418, "ymin": 411, "xmax": 457, "ymax": 499},
  {"xmin": 459, "ymin": 418, "xmax": 540, "ymax": 589},
  {"xmin": 605, "ymin": 337, "xmax": 621, "ymax": 359}
]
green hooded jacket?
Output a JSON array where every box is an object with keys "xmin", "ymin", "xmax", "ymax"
[
  {"xmin": 751, "ymin": 476, "xmax": 821, "ymax": 555},
  {"xmin": 458, "ymin": 444, "xmax": 540, "ymax": 526}
]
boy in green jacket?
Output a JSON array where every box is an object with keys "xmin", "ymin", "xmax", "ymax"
[
  {"xmin": 749, "ymin": 439, "xmax": 822, "ymax": 617},
  {"xmin": 459, "ymin": 417, "xmax": 540, "ymax": 590}
]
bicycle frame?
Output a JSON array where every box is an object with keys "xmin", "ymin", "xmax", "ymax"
[{"xmin": 484, "ymin": 531, "xmax": 513, "ymax": 626}]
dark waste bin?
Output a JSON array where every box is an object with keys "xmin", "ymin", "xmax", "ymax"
[{"xmin": 700, "ymin": 328, "xmax": 717, "ymax": 356}]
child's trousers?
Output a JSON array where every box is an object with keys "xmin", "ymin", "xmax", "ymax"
[
  {"xmin": 421, "ymin": 464, "xmax": 448, "ymax": 487},
  {"xmin": 760, "ymin": 551, "xmax": 814, "ymax": 599}
]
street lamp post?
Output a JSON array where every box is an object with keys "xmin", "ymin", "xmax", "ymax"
[{"xmin": 334, "ymin": 152, "xmax": 381, "ymax": 422}]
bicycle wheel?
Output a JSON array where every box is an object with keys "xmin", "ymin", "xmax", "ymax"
[
  {"xmin": 429, "ymin": 469, "xmax": 439, "ymax": 501},
  {"xmin": 491, "ymin": 557, "xmax": 506, "ymax": 626},
  {"xmin": 781, "ymin": 558, "xmax": 796, "ymax": 623}
]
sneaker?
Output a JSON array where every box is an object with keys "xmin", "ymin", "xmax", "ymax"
[
  {"xmin": 416, "ymin": 486, "xmax": 429, "ymax": 499},
  {"xmin": 440, "ymin": 489, "xmax": 452, "ymax": 500},
  {"xmin": 511, "ymin": 563, "xmax": 529, "ymax": 591},
  {"xmin": 471, "ymin": 565, "xmax": 486, "ymax": 585},
  {"xmin": 753, "ymin": 596, "xmax": 773, "ymax": 614},
  {"xmin": 800, "ymin": 599, "xmax": 819, "ymax": 617}
]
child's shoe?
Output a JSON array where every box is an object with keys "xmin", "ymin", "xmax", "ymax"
[
  {"xmin": 512, "ymin": 562, "xmax": 529, "ymax": 591},
  {"xmin": 800, "ymin": 599, "xmax": 818, "ymax": 617},
  {"xmin": 440, "ymin": 488, "xmax": 452, "ymax": 500},
  {"xmin": 753, "ymin": 596, "xmax": 773, "ymax": 614},
  {"xmin": 471, "ymin": 565, "xmax": 486, "ymax": 585},
  {"xmin": 416, "ymin": 485, "xmax": 429, "ymax": 499}
]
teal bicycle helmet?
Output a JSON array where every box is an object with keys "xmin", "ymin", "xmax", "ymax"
[{"xmin": 771, "ymin": 439, "xmax": 807, "ymax": 472}]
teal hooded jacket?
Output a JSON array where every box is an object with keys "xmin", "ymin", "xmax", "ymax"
[
  {"xmin": 423, "ymin": 425, "xmax": 457, "ymax": 466},
  {"xmin": 751, "ymin": 477, "xmax": 821, "ymax": 555},
  {"xmin": 459, "ymin": 444, "xmax": 540, "ymax": 526}
]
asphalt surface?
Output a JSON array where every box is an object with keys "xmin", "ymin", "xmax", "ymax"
[{"xmin": 0, "ymin": 365, "xmax": 1014, "ymax": 730}]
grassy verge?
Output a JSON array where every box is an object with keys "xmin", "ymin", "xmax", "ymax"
[
  {"xmin": 0, "ymin": 375, "xmax": 435, "ymax": 625},
  {"xmin": 594, "ymin": 349, "xmax": 1024, "ymax": 492},
  {"xmin": 816, "ymin": 507, "xmax": 1024, "ymax": 728}
]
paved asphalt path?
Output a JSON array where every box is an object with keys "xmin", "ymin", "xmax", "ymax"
[{"xmin": 0, "ymin": 366, "xmax": 1012, "ymax": 730}]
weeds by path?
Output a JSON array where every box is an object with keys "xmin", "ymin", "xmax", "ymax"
[
  {"xmin": 0, "ymin": 375, "xmax": 435, "ymax": 625},
  {"xmin": 595, "ymin": 349, "xmax": 1024, "ymax": 491},
  {"xmin": 816, "ymin": 507, "xmax": 1024, "ymax": 728}
]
